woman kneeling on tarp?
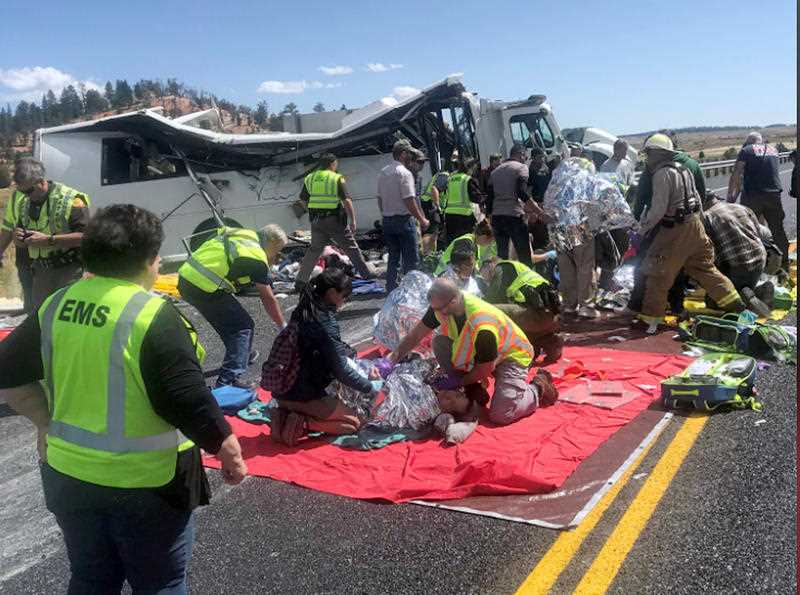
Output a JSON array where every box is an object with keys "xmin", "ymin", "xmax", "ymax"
[{"xmin": 270, "ymin": 269, "xmax": 382, "ymax": 445}]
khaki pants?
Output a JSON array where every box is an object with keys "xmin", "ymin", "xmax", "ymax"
[
  {"xmin": 433, "ymin": 335, "xmax": 539, "ymax": 426},
  {"xmin": 30, "ymin": 262, "xmax": 83, "ymax": 311},
  {"xmin": 295, "ymin": 213, "xmax": 373, "ymax": 285},
  {"xmin": 641, "ymin": 214, "xmax": 741, "ymax": 319},
  {"xmin": 557, "ymin": 241, "xmax": 595, "ymax": 310}
]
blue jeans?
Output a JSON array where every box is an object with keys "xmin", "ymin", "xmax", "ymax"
[
  {"xmin": 491, "ymin": 214, "xmax": 532, "ymax": 267},
  {"xmin": 383, "ymin": 215, "xmax": 420, "ymax": 292},
  {"xmin": 178, "ymin": 278, "xmax": 254, "ymax": 386},
  {"xmin": 41, "ymin": 464, "xmax": 195, "ymax": 595}
]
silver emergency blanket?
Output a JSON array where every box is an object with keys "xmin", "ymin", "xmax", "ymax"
[
  {"xmin": 544, "ymin": 157, "xmax": 637, "ymax": 251},
  {"xmin": 368, "ymin": 357, "xmax": 441, "ymax": 430},
  {"xmin": 373, "ymin": 271, "xmax": 433, "ymax": 352},
  {"xmin": 329, "ymin": 358, "xmax": 380, "ymax": 421}
]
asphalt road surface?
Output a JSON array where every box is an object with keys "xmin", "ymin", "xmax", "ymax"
[{"xmin": 0, "ymin": 167, "xmax": 795, "ymax": 594}]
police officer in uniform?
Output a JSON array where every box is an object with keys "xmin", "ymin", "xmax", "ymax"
[
  {"xmin": 0, "ymin": 157, "xmax": 89, "ymax": 309},
  {"xmin": 294, "ymin": 153, "xmax": 375, "ymax": 292},
  {"xmin": 0, "ymin": 204, "xmax": 246, "ymax": 594},
  {"xmin": 178, "ymin": 223, "xmax": 288, "ymax": 388}
]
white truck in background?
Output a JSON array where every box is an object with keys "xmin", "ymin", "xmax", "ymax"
[{"xmin": 34, "ymin": 75, "xmax": 569, "ymax": 260}]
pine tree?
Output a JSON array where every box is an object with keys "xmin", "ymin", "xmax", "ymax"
[
  {"xmin": 60, "ymin": 85, "xmax": 83, "ymax": 121},
  {"xmin": 45, "ymin": 90, "xmax": 60, "ymax": 126},
  {"xmin": 113, "ymin": 80, "xmax": 134, "ymax": 108},
  {"xmin": 104, "ymin": 81, "xmax": 114, "ymax": 104},
  {"xmin": 84, "ymin": 89, "xmax": 108, "ymax": 115},
  {"xmin": 313, "ymin": 102, "xmax": 325, "ymax": 113},
  {"xmin": 254, "ymin": 101, "xmax": 269, "ymax": 128},
  {"xmin": 281, "ymin": 102, "xmax": 299, "ymax": 115}
]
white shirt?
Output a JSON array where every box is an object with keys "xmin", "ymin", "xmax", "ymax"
[{"xmin": 377, "ymin": 161, "xmax": 416, "ymax": 216}]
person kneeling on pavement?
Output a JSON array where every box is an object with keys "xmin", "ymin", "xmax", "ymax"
[
  {"xmin": 636, "ymin": 134, "xmax": 746, "ymax": 328},
  {"xmin": 389, "ymin": 278, "xmax": 558, "ymax": 431},
  {"xmin": 178, "ymin": 224, "xmax": 287, "ymax": 388},
  {"xmin": 481, "ymin": 258, "xmax": 563, "ymax": 365},
  {"xmin": 701, "ymin": 191, "xmax": 777, "ymax": 316},
  {"xmin": 269, "ymin": 269, "xmax": 383, "ymax": 445}
]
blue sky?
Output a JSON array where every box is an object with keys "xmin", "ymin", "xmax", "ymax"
[{"xmin": 1, "ymin": 0, "xmax": 796, "ymax": 134}]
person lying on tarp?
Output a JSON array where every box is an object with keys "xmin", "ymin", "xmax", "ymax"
[
  {"xmin": 388, "ymin": 278, "xmax": 558, "ymax": 430},
  {"xmin": 480, "ymin": 258, "xmax": 563, "ymax": 365},
  {"xmin": 269, "ymin": 269, "xmax": 383, "ymax": 445}
]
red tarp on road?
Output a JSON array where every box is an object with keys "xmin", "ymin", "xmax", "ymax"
[{"xmin": 203, "ymin": 346, "xmax": 689, "ymax": 503}]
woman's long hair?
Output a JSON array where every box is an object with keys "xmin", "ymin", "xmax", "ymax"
[{"xmin": 293, "ymin": 268, "xmax": 353, "ymax": 322}]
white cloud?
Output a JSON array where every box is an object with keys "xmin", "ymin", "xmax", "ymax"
[
  {"xmin": 318, "ymin": 65, "xmax": 353, "ymax": 76},
  {"xmin": 0, "ymin": 66, "xmax": 101, "ymax": 103},
  {"xmin": 365, "ymin": 62, "xmax": 404, "ymax": 73},
  {"xmin": 325, "ymin": 82, "xmax": 344, "ymax": 89},
  {"xmin": 392, "ymin": 86, "xmax": 420, "ymax": 100},
  {"xmin": 257, "ymin": 80, "xmax": 323, "ymax": 94}
]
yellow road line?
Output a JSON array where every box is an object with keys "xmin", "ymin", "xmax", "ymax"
[
  {"xmin": 573, "ymin": 414, "xmax": 708, "ymax": 594},
  {"xmin": 514, "ymin": 427, "xmax": 662, "ymax": 595}
]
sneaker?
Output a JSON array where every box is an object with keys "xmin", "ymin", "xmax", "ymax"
[
  {"xmin": 248, "ymin": 350, "xmax": 260, "ymax": 366},
  {"xmin": 269, "ymin": 407, "xmax": 288, "ymax": 444},
  {"xmin": 741, "ymin": 287, "xmax": 771, "ymax": 318},
  {"xmin": 531, "ymin": 369, "xmax": 559, "ymax": 407},
  {"xmin": 281, "ymin": 412, "xmax": 307, "ymax": 446},
  {"xmin": 577, "ymin": 305, "xmax": 600, "ymax": 319},
  {"xmin": 218, "ymin": 378, "xmax": 258, "ymax": 391}
]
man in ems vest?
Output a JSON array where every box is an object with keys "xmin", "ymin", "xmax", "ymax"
[
  {"xmin": 294, "ymin": 153, "xmax": 375, "ymax": 292},
  {"xmin": 444, "ymin": 158, "xmax": 484, "ymax": 245},
  {"xmin": 178, "ymin": 223, "xmax": 287, "ymax": 388},
  {"xmin": 481, "ymin": 259, "xmax": 563, "ymax": 365},
  {"xmin": 0, "ymin": 204, "xmax": 246, "ymax": 593},
  {"xmin": 389, "ymin": 278, "xmax": 558, "ymax": 426},
  {"xmin": 0, "ymin": 157, "xmax": 89, "ymax": 309},
  {"xmin": 637, "ymin": 134, "xmax": 746, "ymax": 328}
]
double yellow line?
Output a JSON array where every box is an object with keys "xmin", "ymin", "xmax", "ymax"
[{"xmin": 515, "ymin": 414, "xmax": 708, "ymax": 595}]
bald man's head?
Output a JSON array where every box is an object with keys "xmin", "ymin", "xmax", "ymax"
[{"xmin": 428, "ymin": 278, "xmax": 463, "ymax": 316}]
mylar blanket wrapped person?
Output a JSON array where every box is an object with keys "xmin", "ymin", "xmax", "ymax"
[
  {"xmin": 373, "ymin": 271, "xmax": 433, "ymax": 353},
  {"xmin": 543, "ymin": 157, "xmax": 637, "ymax": 251}
]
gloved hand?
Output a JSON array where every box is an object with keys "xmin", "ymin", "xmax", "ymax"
[
  {"xmin": 432, "ymin": 372, "xmax": 463, "ymax": 391},
  {"xmin": 370, "ymin": 380, "xmax": 385, "ymax": 394},
  {"xmin": 544, "ymin": 250, "xmax": 557, "ymax": 261},
  {"xmin": 373, "ymin": 357, "xmax": 396, "ymax": 379},
  {"xmin": 433, "ymin": 413, "xmax": 455, "ymax": 435}
]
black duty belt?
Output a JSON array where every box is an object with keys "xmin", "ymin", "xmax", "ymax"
[
  {"xmin": 30, "ymin": 251, "xmax": 81, "ymax": 271},
  {"xmin": 309, "ymin": 208, "xmax": 341, "ymax": 220}
]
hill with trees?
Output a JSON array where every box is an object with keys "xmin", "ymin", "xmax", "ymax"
[{"xmin": 0, "ymin": 77, "xmax": 322, "ymax": 159}]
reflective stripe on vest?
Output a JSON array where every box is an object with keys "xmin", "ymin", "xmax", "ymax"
[
  {"xmin": 41, "ymin": 289, "xmax": 182, "ymax": 454},
  {"xmin": 305, "ymin": 170, "xmax": 342, "ymax": 210},
  {"xmin": 445, "ymin": 173, "xmax": 472, "ymax": 215},
  {"xmin": 39, "ymin": 278, "xmax": 202, "ymax": 488},
  {"xmin": 18, "ymin": 183, "xmax": 89, "ymax": 259},
  {"xmin": 179, "ymin": 227, "xmax": 268, "ymax": 293},
  {"xmin": 500, "ymin": 260, "xmax": 549, "ymax": 304},
  {"xmin": 435, "ymin": 293, "xmax": 533, "ymax": 371}
]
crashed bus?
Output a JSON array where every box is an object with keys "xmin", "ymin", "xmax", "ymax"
[{"xmin": 33, "ymin": 75, "xmax": 569, "ymax": 260}]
